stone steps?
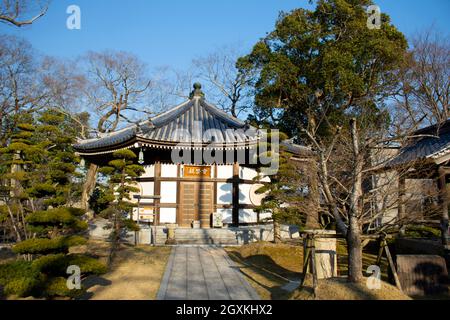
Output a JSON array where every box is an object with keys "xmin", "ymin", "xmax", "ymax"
[
  {"xmin": 155, "ymin": 228, "xmax": 241, "ymax": 245},
  {"xmin": 152, "ymin": 225, "xmax": 300, "ymax": 245},
  {"xmin": 174, "ymin": 229, "xmax": 239, "ymax": 245}
]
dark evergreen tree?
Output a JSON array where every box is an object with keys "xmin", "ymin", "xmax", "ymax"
[
  {"xmin": 97, "ymin": 149, "xmax": 144, "ymax": 252},
  {"xmin": 0, "ymin": 110, "xmax": 106, "ymax": 298}
]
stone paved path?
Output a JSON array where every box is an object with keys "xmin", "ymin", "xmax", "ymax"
[{"xmin": 157, "ymin": 246, "xmax": 260, "ymax": 300}]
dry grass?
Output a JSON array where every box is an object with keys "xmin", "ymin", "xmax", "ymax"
[
  {"xmin": 225, "ymin": 241, "xmax": 410, "ymax": 300},
  {"xmin": 225, "ymin": 242, "xmax": 302, "ymax": 300},
  {"xmin": 75, "ymin": 241, "xmax": 172, "ymax": 300},
  {"xmin": 290, "ymin": 276, "xmax": 411, "ymax": 300}
]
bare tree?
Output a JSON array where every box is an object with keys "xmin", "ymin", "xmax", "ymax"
[
  {"xmin": 0, "ymin": 0, "xmax": 48, "ymax": 27},
  {"xmin": 83, "ymin": 51, "xmax": 153, "ymax": 133},
  {"xmin": 39, "ymin": 56, "xmax": 90, "ymax": 139},
  {"xmin": 79, "ymin": 50, "xmax": 153, "ymax": 213},
  {"xmin": 0, "ymin": 34, "xmax": 49, "ymax": 145},
  {"xmin": 396, "ymin": 28, "xmax": 449, "ymax": 127},
  {"xmin": 300, "ymin": 87, "xmax": 432, "ymax": 282},
  {"xmin": 192, "ymin": 45, "xmax": 254, "ymax": 118}
]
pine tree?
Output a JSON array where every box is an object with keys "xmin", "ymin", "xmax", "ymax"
[
  {"xmin": 255, "ymin": 130, "xmax": 311, "ymax": 243},
  {"xmin": 0, "ymin": 110, "xmax": 106, "ymax": 298},
  {"xmin": 98, "ymin": 149, "xmax": 144, "ymax": 253}
]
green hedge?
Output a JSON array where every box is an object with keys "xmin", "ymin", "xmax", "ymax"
[
  {"xmin": 13, "ymin": 236, "xmax": 87, "ymax": 255},
  {"xmin": 0, "ymin": 254, "xmax": 106, "ymax": 298},
  {"xmin": 405, "ymin": 225, "xmax": 441, "ymax": 239},
  {"xmin": 26, "ymin": 207, "xmax": 87, "ymax": 230},
  {"xmin": 33, "ymin": 254, "xmax": 107, "ymax": 276},
  {"xmin": 42, "ymin": 277, "xmax": 83, "ymax": 298},
  {"xmin": 0, "ymin": 261, "xmax": 42, "ymax": 297}
]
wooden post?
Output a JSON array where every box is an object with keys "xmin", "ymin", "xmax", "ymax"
[
  {"xmin": 398, "ymin": 175, "xmax": 406, "ymax": 236},
  {"xmin": 154, "ymin": 162, "xmax": 162, "ymax": 226},
  {"xmin": 232, "ymin": 162, "xmax": 240, "ymax": 226},
  {"xmin": 301, "ymin": 235, "xmax": 311, "ymax": 287},
  {"xmin": 310, "ymin": 237, "xmax": 318, "ymax": 297},
  {"xmin": 383, "ymin": 239, "xmax": 402, "ymax": 291},
  {"xmin": 375, "ymin": 237, "xmax": 384, "ymax": 266}
]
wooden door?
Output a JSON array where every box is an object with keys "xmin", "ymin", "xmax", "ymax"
[{"xmin": 179, "ymin": 182, "xmax": 214, "ymax": 228}]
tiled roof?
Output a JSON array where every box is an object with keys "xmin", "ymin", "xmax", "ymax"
[
  {"xmin": 386, "ymin": 119, "xmax": 450, "ymax": 168},
  {"xmin": 74, "ymin": 97, "xmax": 258, "ymax": 153}
]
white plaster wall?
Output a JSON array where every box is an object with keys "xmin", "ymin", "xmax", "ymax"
[
  {"xmin": 138, "ymin": 182, "xmax": 154, "ymax": 198},
  {"xmin": 160, "ymin": 181, "xmax": 177, "ymax": 203},
  {"xmin": 160, "ymin": 208, "xmax": 176, "ymax": 223},
  {"xmin": 239, "ymin": 209, "xmax": 258, "ymax": 223},
  {"xmin": 259, "ymin": 211, "xmax": 273, "ymax": 222},
  {"xmin": 217, "ymin": 183, "xmax": 233, "ymax": 204},
  {"xmin": 141, "ymin": 165, "xmax": 155, "ymax": 178},
  {"xmin": 216, "ymin": 209, "xmax": 233, "ymax": 224},
  {"xmin": 161, "ymin": 164, "xmax": 178, "ymax": 178},
  {"xmin": 239, "ymin": 184, "xmax": 253, "ymax": 205},
  {"xmin": 240, "ymin": 167, "xmax": 258, "ymax": 180},
  {"xmin": 217, "ymin": 165, "xmax": 233, "ymax": 179}
]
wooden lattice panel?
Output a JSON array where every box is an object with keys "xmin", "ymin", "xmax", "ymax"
[{"xmin": 396, "ymin": 255, "xmax": 449, "ymax": 296}]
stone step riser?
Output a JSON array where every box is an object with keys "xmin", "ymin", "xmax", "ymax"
[
  {"xmin": 172, "ymin": 234, "xmax": 240, "ymax": 239},
  {"xmin": 174, "ymin": 232, "xmax": 242, "ymax": 236},
  {"xmin": 175, "ymin": 241, "xmax": 239, "ymax": 245},
  {"xmin": 172, "ymin": 234, "xmax": 236, "ymax": 239}
]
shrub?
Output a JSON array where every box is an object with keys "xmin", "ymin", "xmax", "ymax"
[
  {"xmin": 3, "ymin": 277, "xmax": 40, "ymax": 297},
  {"xmin": 26, "ymin": 207, "xmax": 88, "ymax": 233},
  {"xmin": 42, "ymin": 277, "xmax": 83, "ymax": 298},
  {"xmin": 0, "ymin": 261, "xmax": 42, "ymax": 297},
  {"xmin": 13, "ymin": 236, "xmax": 87, "ymax": 255},
  {"xmin": 33, "ymin": 254, "xmax": 107, "ymax": 276},
  {"xmin": 405, "ymin": 225, "xmax": 441, "ymax": 239}
]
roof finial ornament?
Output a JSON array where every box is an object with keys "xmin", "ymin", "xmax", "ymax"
[{"xmin": 189, "ymin": 82, "xmax": 205, "ymax": 99}]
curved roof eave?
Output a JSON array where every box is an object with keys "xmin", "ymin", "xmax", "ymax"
[{"xmin": 74, "ymin": 97, "xmax": 259, "ymax": 153}]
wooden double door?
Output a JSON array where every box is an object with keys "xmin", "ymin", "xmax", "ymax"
[{"xmin": 179, "ymin": 182, "xmax": 214, "ymax": 228}]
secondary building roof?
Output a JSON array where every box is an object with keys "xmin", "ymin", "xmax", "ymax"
[{"xmin": 386, "ymin": 119, "xmax": 450, "ymax": 169}]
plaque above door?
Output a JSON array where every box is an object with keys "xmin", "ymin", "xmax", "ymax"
[{"xmin": 183, "ymin": 165, "xmax": 211, "ymax": 178}]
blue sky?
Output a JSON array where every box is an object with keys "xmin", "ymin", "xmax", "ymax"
[{"xmin": 2, "ymin": 0, "xmax": 449, "ymax": 71}]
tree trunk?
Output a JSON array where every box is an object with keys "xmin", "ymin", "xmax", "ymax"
[
  {"xmin": 347, "ymin": 216, "xmax": 363, "ymax": 282},
  {"xmin": 81, "ymin": 163, "xmax": 98, "ymax": 217},
  {"xmin": 6, "ymin": 203, "xmax": 22, "ymax": 242},
  {"xmin": 347, "ymin": 118, "xmax": 364, "ymax": 283},
  {"xmin": 273, "ymin": 220, "xmax": 281, "ymax": 243},
  {"xmin": 305, "ymin": 161, "xmax": 320, "ymax": 229}
]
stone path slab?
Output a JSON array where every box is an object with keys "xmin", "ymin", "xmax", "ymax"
[{"xmin": 157, "ymin": 246, "xmax": 259, "ymax": 300}]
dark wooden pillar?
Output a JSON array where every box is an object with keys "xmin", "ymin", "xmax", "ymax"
[
  {"xmin": 176, "ymin": 164, "xmax": 181, "ymax": 226},
  {"xmin": 398, "ymin": 174, "xmax": 406, "ymax": 236},
  {"xmin": 232, "ymin": 162, "xmax": 240, "ymax": 226},
  {"xmin": 213, "ymin": 164, "xmax": 218, "ymax": 214},
  {"xmin": 438, "ymin": 167, "xmax": 449, "ymax": 249},
  {"xmin": 154, "ymin": 162, "xmax": 162, "ymax": 226}
]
